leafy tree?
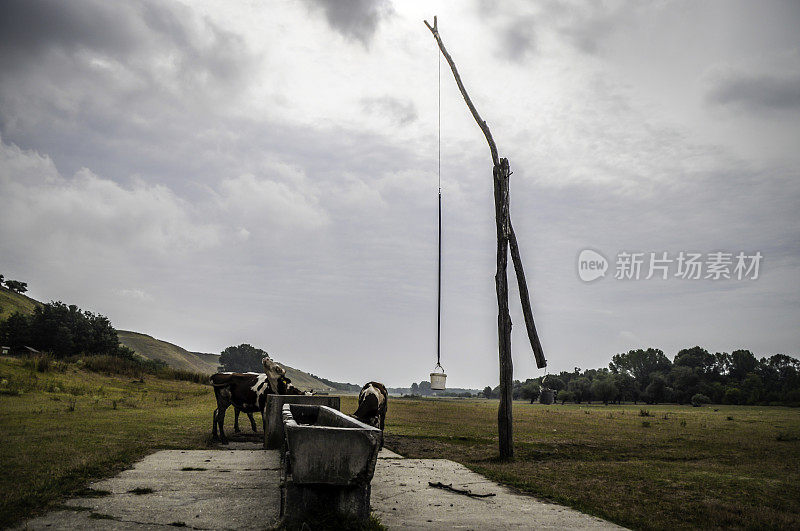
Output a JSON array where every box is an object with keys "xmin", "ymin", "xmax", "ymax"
[
  {"xmin": 669, "ymin": 365, "xmax": 700, "ymax": 404},
  {"xmin": 610, "ymin": 348, "xmax": 671, "ymax": 390},
  {"xmin": 419, "ymin": 380, "xmax": 432, "ymax": 395},
  {"xmin": 674, "ymin": 346, "xmax": 719, "ymax": 380},
  {"xmin": 219, "ymin": 344, "xmax": 269, "ymax": 372},
  {"xmin": 410, "ymin": 382, "xmax": 419, "ymax": 395},
  {"xmin": 724, "ymin": 386, "xmax": 742, "ymax": 404},
  {"xmin": 691, "ymin": 393, "xmax": 710, "ymax": 407},
  {"xmin": 482, "ymin": 385, "xmax": 493, "ymax": 399},
  {"xmin": 613, "ymin": 372, "xmax": 638, "ymax": 403},
  {"xmin": 4, "ymin": 280, "xmax": 27, "ymax": 293},
  {"xmin": 519, "ymin": 381, "xmax": 541, "ymax": 403},
  {"xmin": 544, "ymin": 376, "xmax": 565, "ymax": 392},
  {"xmin": 0, "ymin": 301, "xmax": 124, "ymax": 359},
  {"xmin": 590, "ymin": 377, "xmax": 618, "ymax": 405},
  {"xmin": 741, "ymin": 373, "xmax": 764, "ymax": 404},
  {"xmin": 643, "ymin": 373, "xmax": 668, "ymax": 403},
  {"xmin": 558, "ymin": 390, "xmax": 575, "ymax": 404},
  {"xmin": 0, "ymin": 312, "xmax": 31, "ymax": 350},
  {"xmin": 567, "ymin": 377, "xmax": 591, "ymax": 403},
  {"xmin": 729, "ymin": 350, "xmax": 758, "ymax": 381},
  {"xmin": 27, "ymin": 302, "xmax": 117, "ymax": 357}
]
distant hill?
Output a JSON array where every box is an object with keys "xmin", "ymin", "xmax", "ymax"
[
  {"xmin": 119, "ymin": 331, "xmax": 333, "ymax": 392},
  {"xmin": 0, "ymin": 286, "xmax": 41, "ymax": 320},
  {"xmin": 0, "ymin": 286, "xmax": 335, "ymax": 392},
  {"xmin": 117, "ymin": 330, "xmax": 219, "ymax": 374},
  {"xmin": 276, "ymin": 364, "xmax": 335, "ymax": 393},
  {"xmin": 191, "ymin": 351, "xmax": 222, "ymax": 367}
]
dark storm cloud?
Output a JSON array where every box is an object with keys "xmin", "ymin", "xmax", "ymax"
[
  {"xmin": 360, "ymin": 96, "xmax": 418, "ymax": 125},
  {"xmin": 500, "ymin": 18, "xmax": 537, "ymax": 62},
  {"xmin": 554, "ymin": 3, "xmax": 625, "ymax": 55},
  {"xmin": 0, "ymin": 0, "xmax": 138, "ymax": 58},
  {"xmin": 707, "ymin": 72, "xmax": 800, "ymax": 113},
  {"xmin": 302, "ymin": 0, "xmax": 393, "ymax": 47},
  {"xmin": 478, "ymin": 1, "xmax": 627, "ymax": 59},
  {"xmin": 0, "ymin": 0, "xmax": 252, "ymax": 185},
  {"xmin": 0, "ymin": 0, "xmax": 247, "ymax": 80}
]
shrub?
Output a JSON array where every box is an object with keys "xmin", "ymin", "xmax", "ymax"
[
  {"xmin": 691, "ymin": 393, "xmax": 710, "ymax": 407},
  {"xmin": 35, "ymin": 355, "xmax": 52, "ymax": 373},
  {"xmin": 641, "ymin": 421, "xmax": 651, "ymax": 427},
  {"xmin": 639, "ymin": 409, "xmax": 652, "ymax": 417},
  {"xmin": 558, "ymin": 390, "xmax": 575, "ymax": 404}
]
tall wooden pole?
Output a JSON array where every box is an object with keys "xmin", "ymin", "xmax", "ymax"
[
  {"xmin": 425, "ymin": 16, "xmax": 546, "ymax": 460},
  {"xmin": 493, "ymin": 158, "xmax": 514, "ymax": 458}
]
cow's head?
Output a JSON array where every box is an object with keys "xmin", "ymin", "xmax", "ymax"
[{"xmin": 262, "ymin": 356, "xmax": 285, "ymax": 394}]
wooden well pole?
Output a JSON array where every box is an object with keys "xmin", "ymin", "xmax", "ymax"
[{"xmin": 425, "ymin": 16, "xmax": 546, "ymax": 460}]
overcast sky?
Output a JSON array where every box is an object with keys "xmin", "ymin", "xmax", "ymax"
[{"xmin": 1, "ymin": 0, "xmax": 798, "ymax": 388}]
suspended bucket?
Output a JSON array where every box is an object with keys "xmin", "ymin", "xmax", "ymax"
[{"xmin": 430, "ymin": 364, "xmax": 447, "ymax": 390}]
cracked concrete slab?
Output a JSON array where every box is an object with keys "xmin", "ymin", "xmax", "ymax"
[
  {"xmin": 17, "ymin": 445, "xmax": 622, "ymax": 530},
  {"xmin": 17, "ymin": 449, "xmax": 281, "ymax": 530},
  {"xmin": 371, "ymin": 457, "xmax": 622, "ymax": 529}
]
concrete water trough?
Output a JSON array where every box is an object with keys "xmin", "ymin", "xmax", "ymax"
[
  {"xmin": 263, "ymin": 394, "xmax": 341, "ymax": 449},
  {"xmin": 280, "ymin": 404, "xmax": 382, "ymax": 523}
]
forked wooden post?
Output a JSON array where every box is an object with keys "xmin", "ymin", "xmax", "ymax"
[{"xmin": 425, "ymin": 16, "xmax": 546, "ymax": 460}]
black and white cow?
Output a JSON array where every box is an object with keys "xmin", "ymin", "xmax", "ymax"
[
  {"xmin": 210, "ymin": 357, "xmax": 307, "ymax": 443},
  {"xmin": 353, "ymin": 381, "xmax": 388, "ymax": 448}
]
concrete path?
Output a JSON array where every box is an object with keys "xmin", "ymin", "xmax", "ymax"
[
  {"xmin": 18, "ymin": 443, "xmax": 621, "ymax": 530},
  {"xmin": 372, "ymin": 451, "xmax": 620, "ymax": 529}
]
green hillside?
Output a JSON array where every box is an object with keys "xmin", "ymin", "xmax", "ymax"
[
  {"xmin": 120, "ymin": 331, "xmax": 333, "ymax": 391},
  {"xmin": 191, "ymin": 351, "xmax": 222, "ymax": 367},
  {"xmin": 0, "ymin": 286, "xmax": 335, "ymax": 391},
  {"xmin": 276, "ymin": 363, "xmax": 335, "ymax": 393},
  {"xmin": 117, "ymin": 330, "xmax": 218, "ymax": 374},
  {"xmin": 0, "ymin": 286, "xmax": 41, "ymax": 320}
]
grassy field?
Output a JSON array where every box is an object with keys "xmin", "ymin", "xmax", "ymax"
[
  {"xmin": 2, "ymin": 360, "xmax": 798, "ymax": 530},
  {"xmin": 354, "ymin": 396, "xmax": 800, "ymax": 530},
  {"xmin": 0, "ymin": 356, "xmax": 216, "ymax": 526}
]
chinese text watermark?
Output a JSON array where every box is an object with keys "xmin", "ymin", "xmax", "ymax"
[{"xmin": 577, "ymin": 250, "xmax": 762, "ymax": 282}]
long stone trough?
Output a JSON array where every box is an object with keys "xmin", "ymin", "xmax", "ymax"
[
  {"xmin": 263, "ymin": 394, "xmax": 341, "ymax": 449},
  {"xmin": 280, "ymin": 404, "xmax": 382, "ymax": 523}
]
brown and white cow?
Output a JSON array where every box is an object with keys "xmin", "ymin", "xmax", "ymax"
[
  {"xmin": 210, "ymin": 357, "xmax": 307, "ymax": 443},
  {"xmin": 353, "ymin": 381, "xmax": 388, "ymax": 447}
]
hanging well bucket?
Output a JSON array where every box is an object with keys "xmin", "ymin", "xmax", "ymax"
[{"xmin": 430, "ymin": 364, "xmax": 447, "ymax": 390}]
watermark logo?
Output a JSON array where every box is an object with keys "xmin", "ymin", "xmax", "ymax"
[
  {"xmin": 576, "ymin": 249, "xmax": 762, "ymax": 282},
  {"xmin": 577, "ymin": 249, "xmax": 608, "ymax": 282}
]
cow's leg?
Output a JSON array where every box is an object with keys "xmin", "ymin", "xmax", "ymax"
[
  {"xmin": 234, "ymin": 408, "xmax": 241, "ymax": 433},
  {"xmin": 247, "ymin": 412, "xmax": 257, "ymax": 432},
  {"xmin": 212, "ymin": 409, "xmax": 218, "ymax": 440},
  {"xmin": 216, "ymin": 404, "xmax": 229, "ymax": 444}
]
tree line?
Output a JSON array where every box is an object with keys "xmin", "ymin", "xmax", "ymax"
[
  {"xmin": 0, "ymin": 300, "xmax": 134, "ymax": 359},
  {"xmin": 520, "ymin": 347, "xmax": 799, "ymax": 406}
]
